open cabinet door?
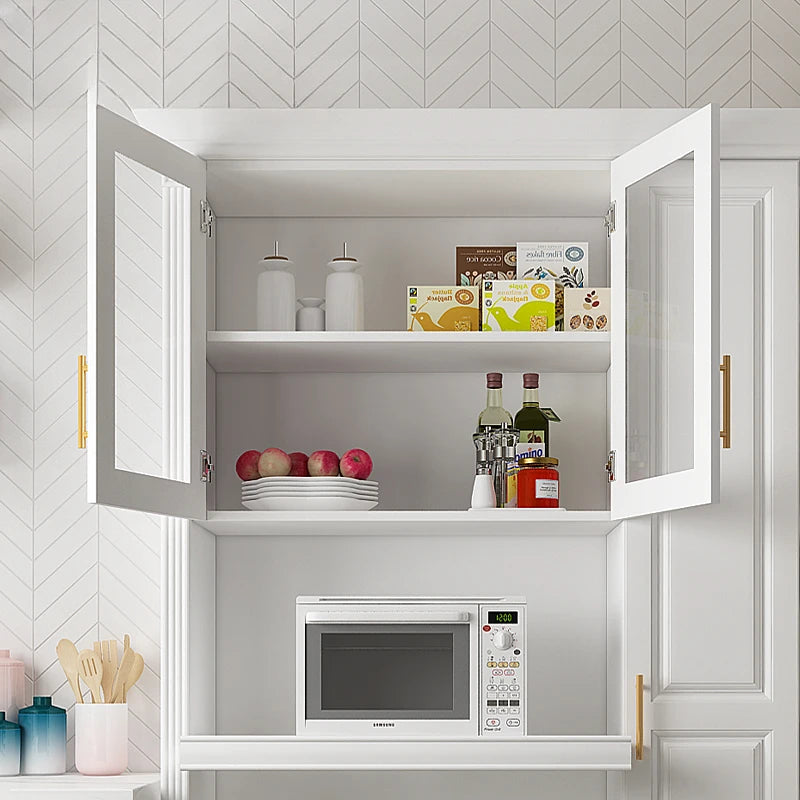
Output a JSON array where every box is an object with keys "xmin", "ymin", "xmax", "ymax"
[
  {"xmin": 87, "ymin": 104, "xmax": 208, "ymax": 519},
  {"xmin": 609, "ymin": 105, "xmax": 719, "ymax": 520}
]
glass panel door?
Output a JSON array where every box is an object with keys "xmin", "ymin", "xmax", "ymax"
[
  {"xmin": 88, "ymin": 105, "xmax": 207, "ymax": 519},
  {"xmin": 306, "ymin": 624, "xmax": 470, "ymax": 719},
  {"xmin": 610, "ymin": 105, "xmax": 720, "ymax": 519}
]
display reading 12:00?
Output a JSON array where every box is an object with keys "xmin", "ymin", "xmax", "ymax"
[{"xmin": 488, "ymin": 611, "xmax": 518, "ymax": 624}]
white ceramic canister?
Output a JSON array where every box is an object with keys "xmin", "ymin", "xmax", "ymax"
[
  {"xmin": 325, "ymin": 243, "xmax": 364, "ymax": 331},
  {"xmin": 296, "ymin": 297, "xmax": 325, "ymax": 331},
  {"xmin": 256, "ymin": 242, "xmax": 296, "ymax": 331},
  {"xmin": 75, "ymin": 703, "xmax": 128, "ymax": 776},
  {"xmin": 0, "ymin": 651, "xmax": 25, "ymax": 722}
]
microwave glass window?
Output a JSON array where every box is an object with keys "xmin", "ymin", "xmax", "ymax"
[{"xmin": 306, "ymin": 624, "xmax": 470, "ymax": 720}]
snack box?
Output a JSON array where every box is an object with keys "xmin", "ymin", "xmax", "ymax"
[
  {"xmin": 407, "ymin": 285, "xmax": 480, "ymax": 331},
  {"xmin": 456, "ymin": 246, "xmax": 516, "ymax": 287},
  {"xmin": 564, "ymin": 287, "xmax": 610, "ymax": 332},
  {"xmin": 517, "ymin": 242, "xmax": 588, "ymax": 329},
  {"xmin": 482, "ymin": 280, "xmax": 556, "ymax": 331}
]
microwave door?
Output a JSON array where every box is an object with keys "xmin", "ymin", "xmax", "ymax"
[{"xmin": 305, "ymin": 623, "xmax": 472, "ymax": 733}]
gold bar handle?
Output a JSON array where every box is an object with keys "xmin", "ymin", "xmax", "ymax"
[
  {"xmin": 78, "ymin": 355, "xmax": 88, "ymax": 449},
  {"xmin": 720, "ymin": 355, "xmax": 731, "ymax": 449},
  {"xmin": 635, "ymin": 674, "xmax": 644, "ymax": 760}
]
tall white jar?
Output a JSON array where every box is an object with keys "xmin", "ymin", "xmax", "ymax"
[
  {"xmin": 256, "ymin": 242, "xmax": 295, "ymax": 331},
  {"xmin": 325, "ymin": 243, "xmax": 364, "ymax": 331}
]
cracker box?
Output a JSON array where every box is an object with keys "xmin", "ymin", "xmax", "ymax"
[
  {"xmin": 517, "ymin": 242, "xmax": 588, "ymax": 329},
  {"xmin": 482, "ymin": 280, "xmax": 556, "ymax": 332},
  {"xmin": 564, "ymin": 288, "xmax": 610, "ymax": 332},
  {"xmin": 407, "ymin": 286, "xmax": 480, "ymax": 331},
  {"xmin": 456, "ymin": 246, "xmax": 516, "ymax": 287}
]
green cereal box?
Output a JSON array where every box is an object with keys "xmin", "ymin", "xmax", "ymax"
[
  {"xmin": 407, "ymin": 286, "xmax": 480, "ymax": 331},
  {"xmin": 482, "ymin": 280, "xmax": 556, "ymax": 332}
]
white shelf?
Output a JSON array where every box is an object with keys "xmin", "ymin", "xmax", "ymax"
[
  {"xmin": 180, "ymin": 735, "xmax": 631, "ymax": 771},
  {"xmin": 206, "ymin": 331, "xmax": 610, "ymax": 374},
  {"xmin": 0, "ymin": 773, "xmax": 159, "ymax": 799},
  {"xmin": 196, "ymin": 510, "xmax": 617, "ymax": 537}
]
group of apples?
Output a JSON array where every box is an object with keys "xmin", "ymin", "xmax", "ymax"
[{"xmin": 236, "ymin": 447, "xmax": 373, "ymax": 481}]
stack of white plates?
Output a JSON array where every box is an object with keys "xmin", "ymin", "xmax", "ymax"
[{"xmin": 241, "ymin": 477, "xmax": 379, "ymax": 511}]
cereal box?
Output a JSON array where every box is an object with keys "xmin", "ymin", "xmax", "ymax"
[
  {"xmin": 456, "ymin": 246, "xmax": 516, "ymax": 287},
  {"xmin": 407, "ymin": 286, "xmax": 480, "ymax": 331},
  {"xmin": 564, "ymin": 288, "xmax": 610, "ymax": 332},
  {"xmin": 517, "ymin": 242, "xmax": 588, "ymax": 329},
  {"xmin": 482, "ymin": 280, "xmax": 556, "ymax": 332}
]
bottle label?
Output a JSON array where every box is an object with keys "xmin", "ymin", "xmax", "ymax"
[
  {"xmin": 516, "ymin": 436, "xmax": 546, "ymax": 460},
  {"xmin": 535, "ymin": 479, "xmax": 559, "ymax": 499},
  {"xmin": 518, "ymin": 429, "xmax": 546, "ymax": 445},
  {"xmin": 505, "ymin": 467, "xmax": 518, "ymax": 508}
]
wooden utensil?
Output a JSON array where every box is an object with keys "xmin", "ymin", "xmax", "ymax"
[
  {"xmin": 110, "ymin": 645, "xmax": 136, "ymax": 703},
  {"xmin": 122, "ymin": 652, "xmax": 144, "ymax": 702},
  {"xmin": 78, "ymin": 649, "xmax": 103, "ymax": 703},
  {"xmin": 96, "ymin": 640, "xmax": 118, "ymax": 703},
  {"xmin": 56, "ymin": 639, "xmax": 83, "ymax": 704}
]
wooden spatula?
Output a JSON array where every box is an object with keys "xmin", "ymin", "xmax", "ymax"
[
  {"xmin": 56, "ymin": 639, "xmax": 83, "ymax": 704},
  {"xmin": 95, "ymin": 640, "xmax": 118, "ymax": 703},
  {"xmin": 122, "ymin": 652, "xmax": 144, "ymax": 702},
  {"xmin": 110, "ymin": 645, "xmax": 135, "ymax": 703},
  {"xmin": 78, "ymin": 649, "xmax": 103, "ymax": 703}
]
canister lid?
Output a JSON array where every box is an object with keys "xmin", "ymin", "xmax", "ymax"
[
  {"xmin": 518, "ymin": 456, "xmax": 559, "ymax": 467},
  {"xmin": 20, "ymin": 697, "xmax": 65, "ymax": 715},
  {"xmin": 0, "ymin": 711, "xmax": 20, "ymax": 730},
  {"xmin": 0, "ymin": 650, "xmax": 24, "ymax": 667}
]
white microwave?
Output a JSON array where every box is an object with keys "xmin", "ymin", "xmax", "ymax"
[{"xmin": 296, "ymin": 596, "xmax": 526, "ymax": 737}]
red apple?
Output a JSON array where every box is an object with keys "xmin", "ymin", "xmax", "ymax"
[
  {"xmin": 236, "ymin": 450, "xmax": 261, "ymax": 481},
  {"xmin": 308, "ymin": 450, "xmax": 340, "ymax": 477},
  {"xmin": 258, "ymin": 447, "xmax": 291, "ymax": 477},
  {"xmin": 288, "ymin": 452, "xmax": 309, "ymax": 477},
  {"xmin": 340, "ymin": 448, "xmax": 373, "ymax": 480}
]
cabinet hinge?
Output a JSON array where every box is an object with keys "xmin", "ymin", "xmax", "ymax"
[
  {"xmin": 605, "ymin": 450, "xmax": 616, "ymax": 482},
  {"xmin": 201, "ymin": 449, "xmax": 214, "ymax": 483},
  {"xmin": 604, "ymin": 202, "xmax": 616, "ymax": 236},
  {"xmin": 200, "ymin": 200, "xmax": 215, "ymax": 239}
]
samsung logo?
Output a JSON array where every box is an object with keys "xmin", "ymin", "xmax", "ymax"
[{"xmin": 373, "ymin": 722, "xmax": 395, "ymax": 727}]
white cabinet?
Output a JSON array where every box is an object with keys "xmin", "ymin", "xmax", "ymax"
[{"xmin": 86, "ymin": 104, "xmax": 722, "ymax": 524}]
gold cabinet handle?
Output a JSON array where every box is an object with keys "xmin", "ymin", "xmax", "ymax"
[
  {"xmin": 635, "ymin": 674, "xmax": 644, "ymax": 760},
  {"xmin": 720, "ymin": 355, "xmax": 731, "ymax": 449},
  {"xmin": 78, "ymin": 355, "xmax": 88, "ymax": 449}
]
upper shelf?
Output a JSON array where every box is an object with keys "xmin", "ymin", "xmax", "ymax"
[{"xmin": 206, "ymin": 331, "xmax": 610, "ymax": 374}]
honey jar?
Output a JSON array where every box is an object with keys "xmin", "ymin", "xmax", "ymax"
[{"xmin": 517, "ymin": 457, "xmax": 559, "ymax": 508}]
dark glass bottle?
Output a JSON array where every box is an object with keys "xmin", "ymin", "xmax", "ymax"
[{"xmin": 514, "ymin": 373, "xmax": 550, "ymax": 457}]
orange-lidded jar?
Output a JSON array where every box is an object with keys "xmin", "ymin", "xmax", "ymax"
[{"xmin": 517, "ymin": 457, "xmax": 559, "ymax": 508}]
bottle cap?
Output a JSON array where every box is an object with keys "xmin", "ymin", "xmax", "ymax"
[
  {"xmin": 523, "ymin": 373, "xmax": 539, "ymax": 388},
  {"xmin": 486, "ymin": 372, "xmax": 502, "ymax": 388}
]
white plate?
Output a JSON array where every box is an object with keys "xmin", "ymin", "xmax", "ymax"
[
  {"xmin": 242, "ymin": 489, "xmax": 378, "ymax": 499},
  {"xmin": 242, "ymin": 476, "xmax": 378, "ymax": 489},
  {"xmin": 242, "ymin": 496, "xmax": 378, "ymax": 511}
]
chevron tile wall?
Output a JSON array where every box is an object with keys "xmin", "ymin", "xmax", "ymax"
[{"xmin": 1, "ymin": 0, "xmax": 800, "ymax": 782}]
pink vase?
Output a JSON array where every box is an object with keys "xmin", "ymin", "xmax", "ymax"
[{"xmin": 0, "ymin": 651, "xmax": 25, "ymax": 723}]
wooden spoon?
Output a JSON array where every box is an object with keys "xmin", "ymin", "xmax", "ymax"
[
  {"xmin": 56, "ymin": 639, "xmax": 83, "ymax": 704},
  {"xmin": 78, "ymin": 649, "xmax": 103, "ymax": 703},
  {"xmin": 110, "ymin": 645, "xmax": 135, "ymax": 703},
  {"xmin": 122, "ymin": 652, "xmax": 144, "ymax": 702}
]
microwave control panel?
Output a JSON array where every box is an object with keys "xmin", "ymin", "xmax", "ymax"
[{"xmin": 479, "ymin": 604, "xmax": 526, "ymax": 736}]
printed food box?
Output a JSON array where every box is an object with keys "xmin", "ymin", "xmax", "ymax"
[
  {"xmin": 517, "ymin": 242, "xmax": 588, "ymax": 329},
  {"xmin": 407, "ymin": 286, "xmax": 480, "ymax": 331},
  {"xmin": 456, "ymin": 246, "xmax": 516, "ymax": 287},
  {"xmin": 564, "ymin": 288, "xmax": 610, "ymax": 332},
  {"xmin": 482, "ymin": 280, "xmax": 556, "ymax": 332}
]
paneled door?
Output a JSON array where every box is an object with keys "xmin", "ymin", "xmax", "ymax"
[
  {"xmin": 87, "ymin": 104, "xmax": 208, "ymax": 518},
  {"xmin": 616, "ymin": 162, "xmax": 799, "ymax": 799}
]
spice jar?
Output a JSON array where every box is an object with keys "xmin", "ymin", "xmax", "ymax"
[{"xmin": 517, "ymin": 457, "xmax": 559, "ymax": 508}]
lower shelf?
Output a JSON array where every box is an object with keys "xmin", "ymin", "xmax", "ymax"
[
  {"xmin": 0, "ymin": 773, "xmax": 159, "ymax": 799},
  {"xmin": 180, "ymin": 736, "xmax": 632, "ymax": 771}
]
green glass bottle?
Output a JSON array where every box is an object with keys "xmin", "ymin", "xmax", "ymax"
[{"xmin": 514, "ymin": 373, "xmax": 549, "ymax": 457}]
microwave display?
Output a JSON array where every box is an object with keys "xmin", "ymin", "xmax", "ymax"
[{"xmin": 487, "ymin": 610, "xmax": 518, "ymax": 624}]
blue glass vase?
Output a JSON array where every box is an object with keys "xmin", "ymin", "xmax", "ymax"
[
  {"xmin": 0, "ymin": 711, "xmax": 20, "ymax": 776},
  {"xmin": 18, "ymin": 697, "xmax": 66, "ymax": 775}
]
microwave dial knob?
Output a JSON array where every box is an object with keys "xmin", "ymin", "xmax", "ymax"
[{"xmin": 492, "ymin": 630, "xmax": 513, "ymax": 650}]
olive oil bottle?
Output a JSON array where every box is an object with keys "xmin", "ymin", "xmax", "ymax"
[{"xmin": 514, "ymin": 373, "xmax": 549, "ymax": 456}]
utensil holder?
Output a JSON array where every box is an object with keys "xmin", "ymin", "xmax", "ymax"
[{"xmin": 75, "ymin": 703, "xmax": 128, "ymax": 776}]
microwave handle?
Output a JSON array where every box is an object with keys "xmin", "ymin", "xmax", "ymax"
[{"xmin": 305, "ymin": 611, "xmax": 471, "ymax": 624}]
